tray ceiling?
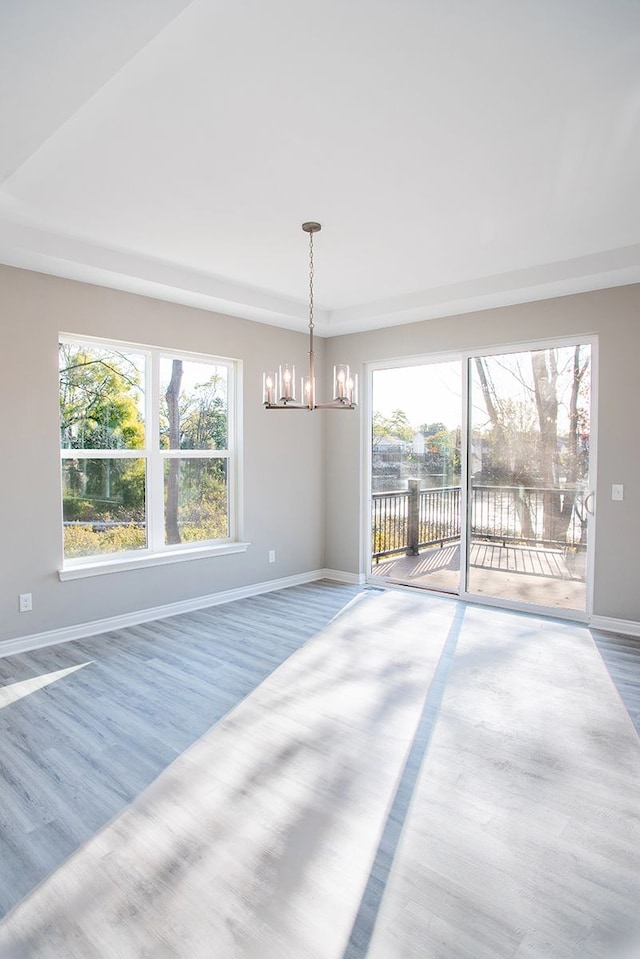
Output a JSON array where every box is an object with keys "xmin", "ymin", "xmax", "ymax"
[{"xmin": 1, "ymin": 0, "xmax": 639, "ymax": 334}]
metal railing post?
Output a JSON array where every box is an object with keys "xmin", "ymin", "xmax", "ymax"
[
  {"xmin": 372, "ymin": 482, "xmax": 585, "ymax": 564},
  {"xmin": 406, "ymin": 479, "xmax": 420, "ymax": 556}
]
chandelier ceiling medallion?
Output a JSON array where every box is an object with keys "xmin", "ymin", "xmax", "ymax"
[{"xmin": 262, "ymin": 222, "xmax": 357, "ymax": 411}]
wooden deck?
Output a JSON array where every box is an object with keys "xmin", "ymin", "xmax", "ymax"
[{"xmin": 371, "ymin": 540, "xmax": 587, "ymax": 611}]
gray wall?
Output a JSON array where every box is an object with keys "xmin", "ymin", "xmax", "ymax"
[
  {"xmin": 2, "ymin": 265, "xmax": 639, "ymax": 642},
  {"xmin": 0, "ymin": 265, "xmax": 325, "ymax": 642},
  {"xmin": 324, "ymin": 284, "xmax": 640, "ymax": 622}
]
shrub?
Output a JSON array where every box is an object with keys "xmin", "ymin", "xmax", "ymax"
[{"xmin": 64, "ymin": 523, "xmax": 146, "ymax": 558}]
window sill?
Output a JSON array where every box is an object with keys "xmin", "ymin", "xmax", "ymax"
[{"xmin": 58, "ymin": 542, "xmax": 251, "ymax": 581}]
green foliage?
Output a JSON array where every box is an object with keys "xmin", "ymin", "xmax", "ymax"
[
  {"xmin": 62, "ymin": 459, "xmax": 145, "ymax": 517},
  {"xmin": 62, "ymin": 496, "xmax": 96, "ymax": 521},
  {"xmin": 418, "ymin": 421, "xmax": 448, "ymax": 437},
  {"xmin": 181, "ymin": 381, "xmax": 227, "ymax": 450},
  {"xmin": 159, "ymin": 370, "xmax": 228, "ymax": 451},
  {"xmin": 168, "ymin": 466, "xmax": 228, "ymax": 543},
  {"xmin": 62, "ymin": 493, "xmax": 144, "ymax": 523},
  {"xmin": 120, "ymin": 460, "xmax": 146, "ymax": 508},
  {"xmin": 373, "ymin": 409, "xmax": 414, "ymax": 442},
  {"xmin": 60, "ymin": 343, "xmax": 231, "ymax": 560},
  {"xmin": 64, "ymin": 524, "xmax": 146, "ymax": 558},
  {"xmin": 372, "ymin": 516, "xmax": 406, "ymax": 556},
  {"xmin": 59, "ymin": 343, "xmax": 145, "ymax": 450},
  {"xmin": 372, "ymin": 411, "xmax": 391, "ymax": 437},
  {"xmin": 178, "ymin": 500, "xmax": 228, "ymax": 542}
]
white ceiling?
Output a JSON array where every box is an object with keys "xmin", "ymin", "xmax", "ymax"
[{"xmin": 1, "ymin": 0, "xmax": 640, "ymax": 335}]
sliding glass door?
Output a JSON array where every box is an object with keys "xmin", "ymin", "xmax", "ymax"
[
  {"xmin": 369, "ymin": 341, "xmax": 594, "ymax": 615},
  {"xmin": 467, "ymin": 344, "xmax": 592, "ymax": 611},
  {"xmin": 370, "ymin": 360, "xmax": 463, "ymax": 593}
]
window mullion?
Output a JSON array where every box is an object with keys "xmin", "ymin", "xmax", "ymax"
[
  {"xmin": 147, "ymin": 351, "xmax": 164, "ymax": 551},
  {"xmin": 60, "ymin": 449, "xmax": 140, "ymax": 459}
]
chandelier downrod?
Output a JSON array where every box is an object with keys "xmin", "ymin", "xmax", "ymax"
[{"xmin": 262, "ymin": 222, "xmax": 357, "ymax": 411}]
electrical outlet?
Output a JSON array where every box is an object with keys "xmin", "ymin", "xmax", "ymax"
[
  {"xmin": 268, "ymin": 550, "xmax": 276, "ymax": 563},
  {"xmin": 19, "ymin": 593, "xmax": 32, "ymax": 612},
  {"xmin": 612, "ymin": 484, "xmax": 624, "ymax": 501}
]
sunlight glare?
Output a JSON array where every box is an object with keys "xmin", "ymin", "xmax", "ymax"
[{"xmin": 0, "ymin": 662, "xmax": 91, "ymax": 710}]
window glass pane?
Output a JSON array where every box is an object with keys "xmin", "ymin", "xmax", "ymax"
[
  {"xmin": 468, "ymin": 345, "xmax": 591, "ymax": 611},
  {"xmin": 159, "ymin": 358, "xmax": 228, "ymax": 451},
  {"xmin": 370, "ymin": 361, "xmax": 462, "ymax": 593},
  {"xmin": 59, "ymin": 343, "xmax": 145, "ymax": 450},
  {"xmin": 164, "ymin": 458, "xmax": 228, "ymax": 545},
  {"xmin": 62, "ymin": 458, "xmax": 147, "ymax": 557}
]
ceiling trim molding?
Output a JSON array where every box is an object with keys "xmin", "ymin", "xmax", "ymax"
[
  {"xmin": 1, "ymin": 213, "xmax": 639, "ymax": 337},
  {"xmin": 0, "ymin": 213, "xmax": 325, "ymax": 332},
  {"xmin": 324, "ymin": 243, "xmax": 640, "ymax": 335}
]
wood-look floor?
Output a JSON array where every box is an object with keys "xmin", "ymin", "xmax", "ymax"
[
  {"xmin": 591, "ymin": 628, "xmax": 640, "ymax": 736},
  {"xmin": 0, "ymin": 581, "xmax": 639, "ymax": 958}
]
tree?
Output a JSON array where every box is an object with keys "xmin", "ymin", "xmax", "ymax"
[
  {"xmin": 373, "ymin": 409, "xmax": 415, "ymax": 442},
  {"xmin": 473, "ymin": 347, "xmax": 590, "ymax": 543},
  {"xmin": 161, "ymin": 365, "xmax": 229, "ymax": 545},
  {"xmin": 418, "ymin": 421, "xmax": 448, "ymax": 438},
  {"xmin": 180, "ymin": 378, "xmax": 227, "ymax": 451},
  {"xmin": 59, "ymin": 343, "xmax": 145, "ymax": 525},
  {"xmin": 388, "ymin": 409, "xmax": 414, "ymax": 442},
  {"xmin": 59, "ymin": 344, "xmax": 144, "ymax": 451},
  {"xmin": 555, "ymin": 345, "xmax": 590, "ymax": 542},
  {"xmin": 372, "ymin": 411, "xmax": 393, "ymax": 438}
]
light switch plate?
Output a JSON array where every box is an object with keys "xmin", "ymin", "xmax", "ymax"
[{"xmin": 612, "ymin": 484, "xmax": 624, "ymax": 501}]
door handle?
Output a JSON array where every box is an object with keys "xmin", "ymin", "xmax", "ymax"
[{"xmin": 584, "ymin": 491, "xmax": 595, "ymax": 515}]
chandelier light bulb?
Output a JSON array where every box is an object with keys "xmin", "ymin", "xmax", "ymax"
[{"xmin": 263, "ymin": 371, "xmax": 276, "ymax": 406}]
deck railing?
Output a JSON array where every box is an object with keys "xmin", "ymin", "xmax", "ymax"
[{"xmin": 372, "ymin": 483, "xmax": 586, "ymax": 561}]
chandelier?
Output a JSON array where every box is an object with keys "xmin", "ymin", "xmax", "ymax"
[{"xmin": 262, "ymin": 222, "xmax": 358, "ymax": 410}]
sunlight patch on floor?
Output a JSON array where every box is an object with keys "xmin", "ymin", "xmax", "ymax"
[{"xmin": 0, "ymin": 662, "xmax": 91, "ymax": 710}]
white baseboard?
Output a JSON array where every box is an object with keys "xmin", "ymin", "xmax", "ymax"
[
  {"xmin": 6, "ymin": 572, "xmax": 636, "ymax": 659},
  {"xmin": 0, "ymin": 568, "xmax": 361, "ymax": 659},
  {"xmin": 6, "ymin": 569, "xmax": 640, "ymax": 657},
  {"xmin": 590, "ymin": 615, "xmax": 640, "ymax": 638},
  {"xmin": 320, "ymin": 568, "xmax": 367, "ymax": 585}
]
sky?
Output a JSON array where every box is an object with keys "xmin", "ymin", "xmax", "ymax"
[
  {"xmin": 372, "ymin": 361, "xmax": 463, "ymax": 430},
  {"xmin": 371, "ymin": 346, "xmax": 591, "ymax": 434}
]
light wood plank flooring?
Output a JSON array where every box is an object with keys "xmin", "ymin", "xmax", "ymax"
[
  {"xmin": 0, "ymin": 582, "xmax": 639, "ymax": 958},
  {"xmin": 591, "ymin": 628, "xmax": 640, "ymax": 735}
]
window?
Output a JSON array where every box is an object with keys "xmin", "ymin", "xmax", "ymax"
[{"xmin": 59, "ymin": 335, "xmax": 242, "ymax": 572}]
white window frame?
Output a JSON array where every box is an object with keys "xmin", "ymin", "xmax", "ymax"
[{"xmin": 58, "ymin": 333, "xmax": 247, "ymax": 580}]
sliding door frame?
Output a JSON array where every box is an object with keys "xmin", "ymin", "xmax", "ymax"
[
  {"xmin": 364, "ymin": 334, "xmax": 598, "ymax": 622},
  {"xmin": 364, "ymin": 350, "xmax": 467, "ymax": 597}
]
